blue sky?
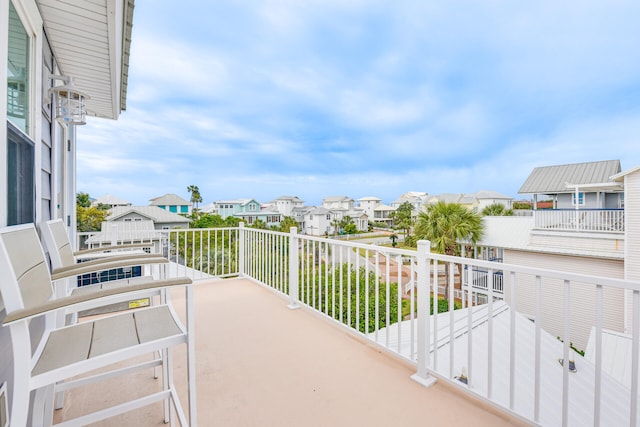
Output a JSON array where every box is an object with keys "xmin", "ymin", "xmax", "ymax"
[{"xmin": 78, "ymin": 0, "xmax": 640, "ymax": 207}]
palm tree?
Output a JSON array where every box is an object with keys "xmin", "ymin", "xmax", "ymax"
[
  {"xmin": 187, "ymin": 185, "xmax": 203, "ymax": 209},
  {"xmin": 330, "ymin": 218, "xmax": 341, "ymax": 236},
  {"xmin": 414, "ymin": 201, "xmax": 483, "ymax": 300},
  {"xmin": 279, "ymin": 216, "xmax": 299, "ymax": 232},
  {"xmin": 482, "ymin": 203, "xmax": 513, "ymax": 216}
]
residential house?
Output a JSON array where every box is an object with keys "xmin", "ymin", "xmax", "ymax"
[
  {"xmin": 357, "ymin": 196, "xmax": 382, "ymax": 218},
  {"xmin": 519, "ymin": 160, "xmax": 623, "ymax": 209},
  {"xmin": 343, "ymin": 208, "xmax": 369, "ymax": 232},
  {"xmin": 235, "ymin": 206, "xmax": 283, "ymax": 228},
  {"xmin": 272, "ymin": 195, "xmax": 305, "ymax": 217},
  {"xmin": 91, "ymin": 194, "xmax": 132, "ymax": 209},
  {"xmin": 322, "ymin": 196, "xmax": 355, "ymax": 210},
  {"xmin": 391, "ymin": 191, "xmax": 429, "ymax": 212},
  {"xmin": 472, "ymin": 190, "xmax": 514, "ymax": 211},
  {"xmin": 372, "ymin": 204, "xmax": 395, "ymax": 227},
  {"xmin": 303, "ymin": 207, "xmax": 332, "ymax": 236},
  {"xmin": 149, "ymin": 193, "xmax": 192, "ymax": 215},
  {"xmin": 214, "ymin": 198, "xmax": 261, "ymax": 219},
  {"xmin": 105, "ymin": 205, "xmax": 191, "ymax": 230},
  {"xmin": 475, "ymin": 160, "xmax": 630, "ymax": 350},
  {"xmin": 199, "ymin": 202, "xmax": 217, "ymax": 214},
  {"xmin": 427, "ymin": 193, "xmax": 464, "ymax": 205}
]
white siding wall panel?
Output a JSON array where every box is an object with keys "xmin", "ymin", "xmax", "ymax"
[
  {"xmin": 625, "ymin": 171, "xmax": 640, "ymax": 334},
  {"xmin": 529, "ymin": 231, "xmax": 624, "ymax": 258},
  {"xmin": 505, "ymin": 250, "xmax": 624, "ymax": 350}
]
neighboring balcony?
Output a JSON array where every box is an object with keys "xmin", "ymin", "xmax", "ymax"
[
  {"xmin": 533, "ymin": 208, "xmax": 624, "ymax": 233},
  {"xmin": 69, "ymin": 225, "xmax": 640, "ymax": 426}
]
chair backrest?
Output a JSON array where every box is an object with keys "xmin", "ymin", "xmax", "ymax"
[
  {"xmin": 0, "ymin": 224, "xmax": 53, "ymax": 314},
  {"xmin": 40, "ymin": 219, "xmax": 76, "ymax": 270}
]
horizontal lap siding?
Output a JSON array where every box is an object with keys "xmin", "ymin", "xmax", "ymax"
[
  {"xmin": 505, "ymin": 250, "xmax": 624, "ymax": 350},
  {"xmin": 625, "ymin": 171, "xmax": 640, "ymax": 334}
]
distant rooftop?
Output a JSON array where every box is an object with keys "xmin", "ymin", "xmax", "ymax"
[
  {"xmin": 518, "ymin": 160, "xmax": 621, "ymax": 194},
  {"xmin": 149, "ymin": 193, "xmax": 191, "ymax": 206}
]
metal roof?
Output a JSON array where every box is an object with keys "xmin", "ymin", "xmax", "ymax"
[
  {"xmin": 37, "ymin": 0, "xmax": 134, "ymax": 119},
  {"xmin": 518, "ymin": 160, "xmax": 621, "ymax": 194},
  {"xmin": 375, "ymin": 301, "xmax": 639, "ymax": 426},
  {"xmin": 108, "ymin": 206, "xmax": 191, "ymax": 223},
  {"xmin": 149, "ymin": 193, "xmax": 191, "ymax": 206}
]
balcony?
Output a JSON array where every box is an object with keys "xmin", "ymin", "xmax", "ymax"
[
  {"xmin": 533, "ymin": 209, "xmax": 624, "ymax": 233},
  {"xmin": 51, "ymin": 226, "xmax": 640, "ymax": 425},
  {"xmin": 54, "ymin": 277, "xmax": 520, "ymax": 426}
]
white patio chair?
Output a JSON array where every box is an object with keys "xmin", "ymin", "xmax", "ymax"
[
  {"xmin": 0, "ymin": 223, "xmax": 197, "ymax": 426},
  {"xmin": 41, "ymin": 219, "xmax": 167, "ymax": 287}
]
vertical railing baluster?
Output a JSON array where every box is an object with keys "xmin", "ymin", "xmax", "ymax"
[
  {"xmin": 534, "ymin": 275, "xmax": 542, "ymax": 423},
  {"xmin": 562, "ymin": 280, "xmax": 571, "ymax": 427},
  {"xmin": 449, "ymin": 260, "xmax": 455, "ymax": 379},
  {"xmin": 487, "ymin": 267, "xmax": 494, "ymax": 400},
  {"xmin": 356, "ymin": 250, "xmax": 361, "ymax": 333},
  {"xmin": 594, "ymin": 284, "xmax": 603, "ymax": 427},
  {"xmin": 347, "ymin": 247, "xmax": 352, "ymax": 328},
  {"xmin": 397, "ymin": 255, "xmax": 402, "ymax": 354},
  {"xmin": 631, "ymin": 290, "xmax": 640, "ymax": 427},
  {"xmin": 466, "ymin": 260, "xmax": 473, "ymax": 389},
  {"xmin": 509, "ymin": 271, "xmax": 516, "ymax": 410}
]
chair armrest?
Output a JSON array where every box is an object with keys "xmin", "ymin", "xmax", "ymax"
[
  {"xmin": 74, "ymin": 243, "xmax": 154, "ymax": 256},
  {"xmin": 3, "ymin": 277, "xmax": 192, "ymax": 325},
  {"xmin": 51, "ymin": 255, "xmax": 168, "ymax": 281}
]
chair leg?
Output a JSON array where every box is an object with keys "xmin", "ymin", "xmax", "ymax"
[
  {"xmin": 163, "ymin": 347, "xmax": 170, "ymax": 424},
  {"xmin": 10, "ymin": 324, "xmax": 33, "ymax": 427},
  {"xmin": 32, "ymin": 385, "xmax": 55, "ymax": 426},
  {"xmin": 54, "ymin": 380, "xmax": 65, "ymax": 409},
  {"xmin": 166, "ymin": 346, "xmax": 176, "ymax": 426}
]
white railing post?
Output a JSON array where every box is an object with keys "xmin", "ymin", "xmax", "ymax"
[
  {"xmin": 238, "ymin": 223, "xmax": 246, "ymax": 277},
  {"xmin": 411, "ymin": 240, "xmax": 436, "ymax": 387},
  {"xmin": 288, "ymin": 227, "xmax": 300, "ymax": 309}
]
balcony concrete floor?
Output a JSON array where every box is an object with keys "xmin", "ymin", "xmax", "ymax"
[{"xmin": 54, "ymin": 278, "xmax": 526, "ymax": 426}]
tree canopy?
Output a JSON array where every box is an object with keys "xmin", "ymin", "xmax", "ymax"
[
  {"xmin": 390, "ymin": 201, "xmax": 414, "ymax": 238},
  {"xmin": 187, "ymin": 185, "xmax": 203, "ymax": 209},
  {"xmin": 414, "ymin": 201, "xmax": 483, "ymax": 255},
  {"xmin": 482, "ymin": 203, "xmax": 514, "ymax": 216},
  {"xmin": 76, "ymin": 192, "xmax": 109, "ymax": 231},
  {"xmin": 279, "ymin": 216, "xmax": 299, "ymax": 232}
]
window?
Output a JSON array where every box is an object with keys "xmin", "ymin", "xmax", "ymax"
[
  {"xmin": 572, "ymin": 192, "xmax": 585, "ymax": 206},
  {"xmin": 7, "ymin": 121, "xmax": 34, "ymax": 225},
  {"xmin": 180, "ymin": 205, "xmax": 188, "ymax": 213},
  {"xmin": 7, "ymin": 2, "xmax": 30, "ymax": 133},
  {"xmin": 169, "ymin": 206, "xmax": 177, "ymax": 213}
]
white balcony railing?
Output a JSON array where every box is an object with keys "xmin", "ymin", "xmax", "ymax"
[
  {"xmin": 533, "ymin": 209, "xmax": 624, "ymax": 233},
  {"xmin": 95, "ymin": 224, "xmax": 640, "ymax": 426}
]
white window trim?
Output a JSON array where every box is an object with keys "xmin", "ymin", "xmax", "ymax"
[{"xmin": 1, "ymin": 0, "xmax": 43, "ymax": 227}]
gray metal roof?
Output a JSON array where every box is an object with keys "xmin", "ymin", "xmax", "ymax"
[
  {"xmin": 108, "ymin": 206, "xmax": 191, "ymax": 224},
  {"xmin": 149, "ymin": 193, "xmax": 191, "ymax": 206},
  {"xmin": 518, "ymin": 160, "xmax": 621, "ymax": 194}
]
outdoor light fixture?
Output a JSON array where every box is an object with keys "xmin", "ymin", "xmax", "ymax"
[{"xmin": 49, "ymin": 74, "xmax": 89, "ymax": 125}]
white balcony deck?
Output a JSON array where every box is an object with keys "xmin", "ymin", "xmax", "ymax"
[{"xmin": 53, "ymin": 278, "xmax": 524, "ymax": 426}]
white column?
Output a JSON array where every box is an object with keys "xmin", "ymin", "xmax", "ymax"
[
  {"xmin": 288, "ymin": 226, "xmax": 300, "ymax": 309},
  {"xmin": 411, "ymin": 240, "xmax": 437, "ymax": 387}
]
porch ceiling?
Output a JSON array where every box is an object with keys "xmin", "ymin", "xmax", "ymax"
[{"xmin": 37, "ymin": 0, "xmax": 134, "ymax": 120}]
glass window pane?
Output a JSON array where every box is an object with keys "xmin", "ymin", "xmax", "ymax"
[{"xmin": 7, "ymin": 2, "xmax": 30, "ymax": 133}]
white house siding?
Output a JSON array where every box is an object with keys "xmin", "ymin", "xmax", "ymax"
[
  {"xmin": 624, "ymin": 169, "xmax": 640, "ymax": 334},
  {"xmin": 504, "ymin": 250, "xmax": 624, "ymax": 350},
  {"xmin": 529, "ymin": 231, "xmax": 624, "ymax": 258}
]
